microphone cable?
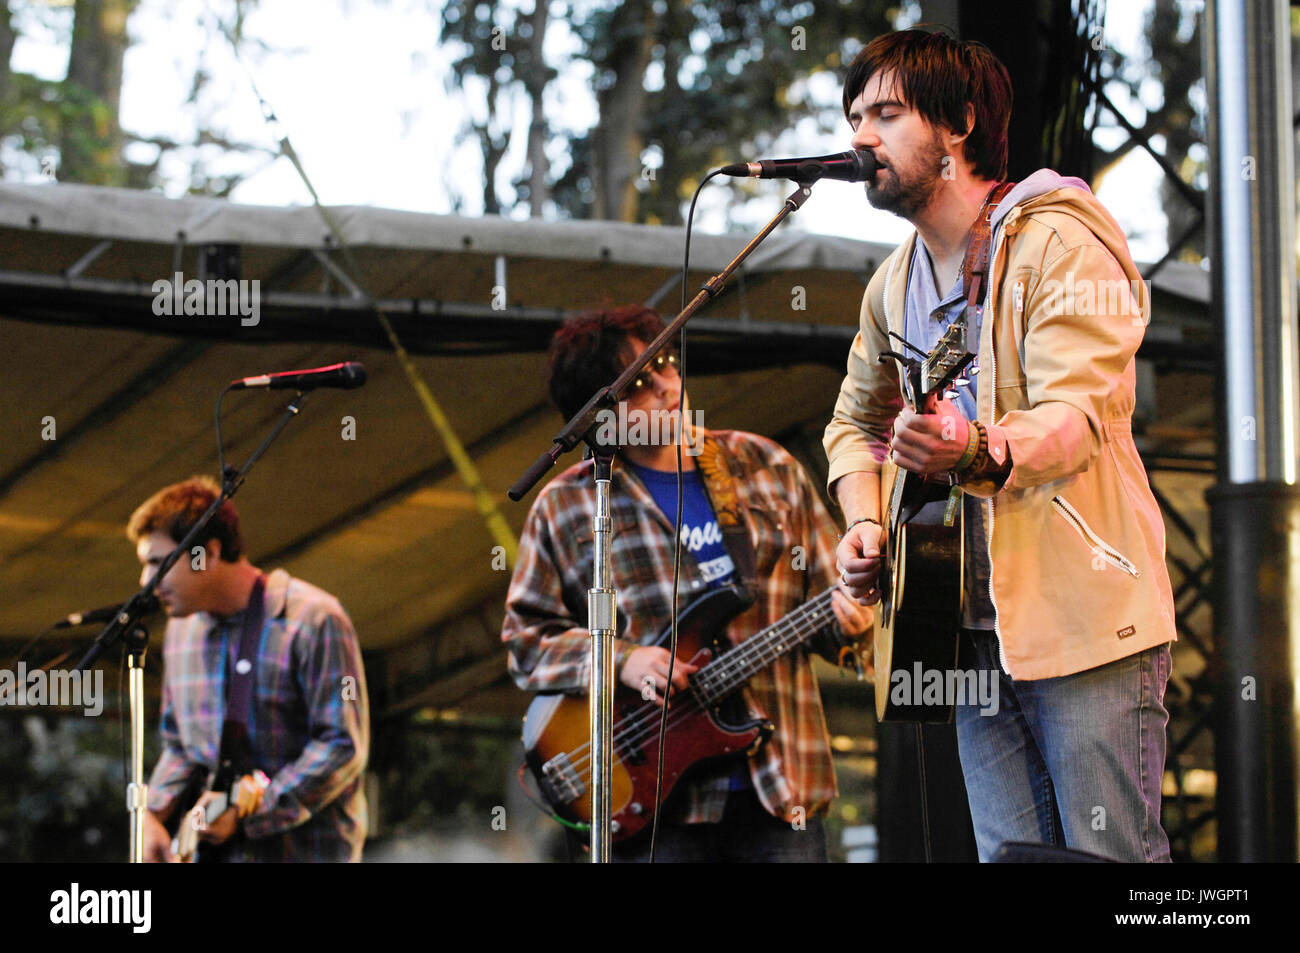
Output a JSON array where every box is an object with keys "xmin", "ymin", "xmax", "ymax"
[{"xmin": 647, "ymin": 168, "xmax": 724, "ymax": 863}]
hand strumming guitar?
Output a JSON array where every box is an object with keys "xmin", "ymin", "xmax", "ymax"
[
  {"xmin": 837, "ymin": 519, "xmax": 884, "ymax": 607},
  {"xmin": 196, "ymin": 772, "xmax": 268, "ymax": 846}
]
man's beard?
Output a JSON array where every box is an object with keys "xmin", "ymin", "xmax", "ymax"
[{"xmin": 865, "ymin": 132, "xmax": 949, "ymax": 219}]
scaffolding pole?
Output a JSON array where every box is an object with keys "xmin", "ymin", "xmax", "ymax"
[{"xmin": 1205, "ymin": 0, "xmax": 1300, "ymax": 862}]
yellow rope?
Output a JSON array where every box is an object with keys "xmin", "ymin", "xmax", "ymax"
[{"xmin": 216, "ymin": 24, "xmax": 519, "ymax": 565}]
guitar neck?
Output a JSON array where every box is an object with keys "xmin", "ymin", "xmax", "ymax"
[{"xmin": 690, "ymin": 588, "xmax": 839, "ymax": 705}]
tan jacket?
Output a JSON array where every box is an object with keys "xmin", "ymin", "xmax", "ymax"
[{"xmin": 825, "ymin": 176, "xmax": 1177, "ymax": 679}]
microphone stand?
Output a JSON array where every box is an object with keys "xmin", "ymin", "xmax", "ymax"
[
  {"xmin": 508, "ymin": 182, "xmax": 815, "ymax": 861},
  {"xmin": 76, "ymin": 390, "xmax": 310, "ymax": 863}
]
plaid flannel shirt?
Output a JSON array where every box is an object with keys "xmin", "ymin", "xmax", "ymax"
[
  {"xmin": 147, "ymin": 568, "xmax": 369, "ymax": 862},
  {"xmin": 503, "ymin": 430, "xmax": 848, "ymax": 824}
]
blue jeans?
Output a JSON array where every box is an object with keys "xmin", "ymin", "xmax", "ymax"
[
  {"xmin": 955, "ymin": 629, "xmax": 1172, "ymax": 863},
  {"xmin": 611, "ymin": 790, "xmax": 827, "ymax": 863}
]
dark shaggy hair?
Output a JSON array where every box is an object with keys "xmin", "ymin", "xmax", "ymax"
[
  {"xmin": 546, "ymin": 306, "xmax": 668, "ymax": 421},
  {"xmin": 127, "ymin": 475, "xmax": 243, "ymax": 562},
  {"xmin": 842, "ymin": 28, "xmax": 1012, "ymax": 181}
]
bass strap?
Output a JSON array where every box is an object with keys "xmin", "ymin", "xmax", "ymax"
[{"xmin": 694, "ymin": 435, "xmax": 759, "ymax": 606}]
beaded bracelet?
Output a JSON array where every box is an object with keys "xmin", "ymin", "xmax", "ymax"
[{"xmin": 957, "ymin": 420, "xmax": 991, "ymax": 480}]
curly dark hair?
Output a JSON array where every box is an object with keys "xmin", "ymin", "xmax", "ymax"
[
  {"xmin": 546, "ymin": 306, "xmax": 669, "ymax": 420},
  {"xmin": 843, "ymin": 28, "xmax": 1012, "ymax": 181},
  {"xmin": 126, "ymin": 475, "xmax": 243, "ymax": 562}
]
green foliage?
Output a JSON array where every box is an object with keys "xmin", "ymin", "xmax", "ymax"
[
  {"xmin": 0, "ymin": 713, "xmax": 160, "ymax": 863},
  {"xmin": 441, "ymin": 0, "xmax": 895, "ymax": 223},
  {"xmin": 373, "ymin": 724, "xmax": 516, "ymax": 836},
  {"xmin": 1093, "ymin": 0, "xmax": 1207, "ymax": 260},
  {"xmin": 632, "ymin": 1, "xmax": 894, "ymax": 225},
  {"xmin": 0, "ymin": 0, "xmax": 268, "ymax": 191}
]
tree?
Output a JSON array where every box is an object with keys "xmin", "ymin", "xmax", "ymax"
[
  {"xmin": 441, "ymin": 0, "xmax": 557, "ymax": 216},
  {"xmin": 0, "ymin": 0, "xmax": 272, "ymax": 193},
  {"xmin": 1086, "ymin": 0, "xmax": 1207, "ymax": 262},
  {"xmin": 59, "ymin": 0, "xmax": 138, "ymax": 185},
  {"xmin": 441, "ymin": 0, "xmax": 896, "ymax": 224}
]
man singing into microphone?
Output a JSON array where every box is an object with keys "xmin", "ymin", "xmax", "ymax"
[
  {"xmin": 129, "ymin": 476, "xmax": 369, "ymax": 862},
  {"xmin": 825, "ymin": 29, "xmax": 1176, "ymax": 861}
]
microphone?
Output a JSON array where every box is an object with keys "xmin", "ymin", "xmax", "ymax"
[
  {"xmin": 55, "ymin": 594, "xmax": 161, "ymax": 629},
  {"xmin": 230, "ymin": 361, "xmax": 367, "ymax": 391},
  {"xmin": 719, "ymin": 149, "xmax": 877, "ymax": 184}
]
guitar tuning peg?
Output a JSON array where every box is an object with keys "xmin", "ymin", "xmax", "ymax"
[{"xmin": 944, "ymin": 389, "xmax": 959, "ymax": 401}]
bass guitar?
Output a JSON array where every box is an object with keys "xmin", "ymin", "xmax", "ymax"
[{"xmin": 523, "ymin": 585, "xmax": 841, "ymax": 842}]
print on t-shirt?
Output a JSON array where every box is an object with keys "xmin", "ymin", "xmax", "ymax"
[{"xmin": 630, "ymin": 464, "xmax": 736, "ymax": 588}]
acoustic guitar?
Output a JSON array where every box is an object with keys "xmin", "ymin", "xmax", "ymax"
[
  {"xmin": 522, "ymin": 585, "xmax": 842, "ymax": 842},
  {"xmin": 873, "ymin": 322, "xmax": 974, "ymax": 722}
]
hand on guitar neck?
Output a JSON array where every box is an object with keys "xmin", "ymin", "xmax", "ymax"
[
  {"xmin": 889, "ymin": 398, "xmax": 973, "ymax": 476},
  {"xmin": 144, "ymin": 770, "xmax": 270, "ymax": 863},
  {"xmin": 143, "ymin": 810, "xmax": 177, "ymax": 863}
]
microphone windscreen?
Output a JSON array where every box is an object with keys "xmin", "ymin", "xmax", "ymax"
[{"xmin": 341, "ymin": 362, "xmax": 367, "ymax": 388}]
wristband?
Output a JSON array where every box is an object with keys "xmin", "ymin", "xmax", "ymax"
[
  {"xmin": 839, "ymin": 516, "xmax": 881, "ymax": 539},
  {"xmin": 953, "ymin": 418, "xmax": 980, "ymax": 471}
]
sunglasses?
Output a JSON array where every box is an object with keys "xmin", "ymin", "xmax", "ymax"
[{"xmin": 627, "ymin": 351, "xmax": 680, "ymax": 393}]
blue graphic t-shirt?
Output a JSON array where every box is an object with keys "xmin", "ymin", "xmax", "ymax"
[
  {"xmin": 628, "ymin": 463, "xmax": 736, "ymax": 588},
  {"xmin": 629, "ymin": 461, "xmax": 749, "ymax": 790}
]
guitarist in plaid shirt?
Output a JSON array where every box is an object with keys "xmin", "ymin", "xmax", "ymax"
[
  {"xmin": 130, "ymin": 477, "xmax": 369, "ymax": 862},
  {"xmin": 503, "ymin": 307, "xmax": 871, "ymax": 862}
]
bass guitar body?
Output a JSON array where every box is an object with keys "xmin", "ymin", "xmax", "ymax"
[{"xmin": 522, "ymin": 586, "xmax": 773, "ymax": 843}]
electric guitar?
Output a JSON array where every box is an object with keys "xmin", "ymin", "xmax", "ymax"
[
  {"xmin": 168, "ymin": 721, "xmax": 268, "ymax": 863},
  {"xmin": 522, "ymin": 585, "xmax": 842, "ymax": 842},
  {"xmin": 873, "ymin": 322, "xmax": 974, "ymax": 722}
]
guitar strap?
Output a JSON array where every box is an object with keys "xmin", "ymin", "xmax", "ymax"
[
  {"xmin": 694, "ymin": 434, "xmax": 759, "ymax": 606},
  {"xmin": 957, "ymin": 181, "xmax": 1017, "ymax": 347},
  {"xmin": 183, "ymin": 574, "xmax": 265, "ymax": 860},
  {"xmin": 869, "ymin": 181, "xmax": 1017, "ymax": 383}
]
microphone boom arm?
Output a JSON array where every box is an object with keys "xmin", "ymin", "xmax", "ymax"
[
  {"xmin": 508, "ymin": 181, "xmax": 816, "ymax": 499},
  {"xmin": 75, "ymin": 389, "xmax": 311, "ymax": 672}
]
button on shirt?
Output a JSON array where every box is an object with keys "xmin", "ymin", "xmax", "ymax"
[{"xmin": 904, "ymin": 239, "xmax": 996, "ymax": 629}]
